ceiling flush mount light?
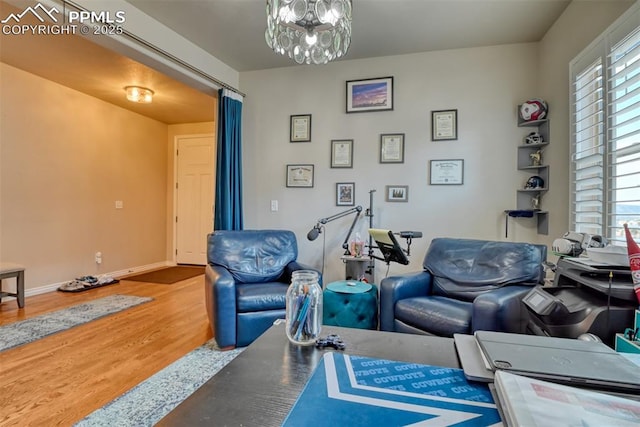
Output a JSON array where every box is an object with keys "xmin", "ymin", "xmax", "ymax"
[
  {"xmin": 265, "ymin": 0, "xmax": 352, "ymax": 65},
  {"xmin": 125, "ymin": 86, "xmax": 154, "ymax": 103}
]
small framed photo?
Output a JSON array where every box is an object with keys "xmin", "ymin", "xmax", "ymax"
[
  {"xmin": 336, "ymin": 182, "xmax": 355, "ymax": 206},
  {"xmin": 385, "ymin": 185, "xmax": 409, "ymax": 202},
  {"xmin": 290, "ymin": 114, "xmax": 311, "ymax": 142},
  {"xmin": 431, "ymin": 109, "xmax": 458, "ymax": 141},
  {"xmin": 346, "ymin": 76, "xmax": 394, "ymax": 113},
  {"xmin": 380, "ymin": 133, "xmax": 405, "ymax": 163},
  {"xmin": 286, "ymin": 164, "xmax": 314, "ymax": 188},
  {"xmin": 430, "ymin": 159, "xmax": 464, "ymax": 185},
  {"xmin": 331, "ymin": 139, "xmax": 353, "ymax": 168}
]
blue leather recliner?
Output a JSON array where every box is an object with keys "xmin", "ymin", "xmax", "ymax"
[
  {"xmin": 204, "ymin": 229, "xmax": 321, "ymax": 349},
  {"xmin": 380, "ymin": 238, "xmax": 547, "ymax": 337}
]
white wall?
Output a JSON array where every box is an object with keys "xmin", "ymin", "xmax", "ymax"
[
  {"xmin": 240, "ymin": 1, "xmax": 635, "ymax": 285},
  {"xmin": 241, "ymin": 44, "xmax": 540, "ymax": 284}
]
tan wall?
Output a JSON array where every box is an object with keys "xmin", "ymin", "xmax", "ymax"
[{"xmin": 0, "ymin": 63, "xmax": 169, "ymax": 291}]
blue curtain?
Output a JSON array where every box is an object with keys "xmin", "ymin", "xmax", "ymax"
[{"xmin": 214, "ymin": 88, "xmax": 244, "ymax": 230}]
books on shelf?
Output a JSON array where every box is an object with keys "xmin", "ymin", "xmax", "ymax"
[
  {"xmin": 282, "ymin": 352, "xmax": 501, "ymax": 426},
  {"xmin": 493, "ymin": 370, "xmax": 640, "ymax": 427}
]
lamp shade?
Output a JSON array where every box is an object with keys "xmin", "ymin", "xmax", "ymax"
[
  {"xmin": 265, "ymin": 0, "xmax": 352, "ymax": 65},
  {"xmin": 125, "ymin": 86, "xmax": 154, "ymax": 103}
]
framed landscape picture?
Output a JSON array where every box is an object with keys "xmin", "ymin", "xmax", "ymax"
[{"xmin": 346, "ymin": 76, "xmax": 394, "ymax": 113}]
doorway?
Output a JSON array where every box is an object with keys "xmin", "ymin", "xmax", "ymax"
[{"xmin": 175, "ymin": 134, "xmax": 216, "ymax": 265}]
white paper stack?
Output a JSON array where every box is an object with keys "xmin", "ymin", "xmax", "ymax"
[{"xmin": 493, "ymin": 370, "xmax": 640, "ymax": 426}]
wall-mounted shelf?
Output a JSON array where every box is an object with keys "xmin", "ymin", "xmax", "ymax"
[
  {"xmin": 506, "ymin": 107, "xmax": 550, "ymax": 235},
  {"xmin": 504, "ymin": 209, "xmax": 549, "ymax": 237}
]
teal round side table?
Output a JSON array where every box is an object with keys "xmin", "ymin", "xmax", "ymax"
[{"xmin": 323, "ymin": 280, "xmax": 378, "ymax": 330}]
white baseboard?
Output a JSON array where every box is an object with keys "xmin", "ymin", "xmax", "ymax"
[{"xmin": 18, "ymin": 261, "xmax": 176, "ymax": 299}]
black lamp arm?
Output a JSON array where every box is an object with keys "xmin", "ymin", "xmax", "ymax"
[
  {"xmin": 318, "ymin": 205, "xmax": 362, "ymax": 225},
  {"xmin": 315, "ymin": 206, "xmax": 363, "ymax": 253},
  {"xmin": 340, "ymin": 209, "xmax": 362, "ymax": 253}
]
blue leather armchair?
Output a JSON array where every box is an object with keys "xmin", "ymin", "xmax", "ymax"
[
  {"xmin": 205, "ymin": 229, "xmax": 321, "ymax": 348},
  {"xmin": 380, "ymin": 238, "xmax": 547, "ymax": 337}
]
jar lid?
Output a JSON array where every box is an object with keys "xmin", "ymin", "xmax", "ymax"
[{"xmin": 327, "ymin": 280, "xmax": 372, "ymax": 294}]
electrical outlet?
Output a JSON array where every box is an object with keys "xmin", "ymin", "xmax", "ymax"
[
  {"xmin": 271, "ymin": 200, "xmax": 278, "ymax": 212},
  {"xmin": 95, "ymin": 251, "xmax": 102, "ymax": 264},
  {"xmin": 115, "ymin": 200, "xmax": 123, "ymax": 209}
]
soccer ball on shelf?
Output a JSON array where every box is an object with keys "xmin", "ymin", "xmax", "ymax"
[{"xmin": 520, "ymin": 98, "xmax": 548, "ymax": 121}]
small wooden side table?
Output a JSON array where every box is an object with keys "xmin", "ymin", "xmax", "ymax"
[{"xmin": 0, "ymin": 262, "xmax": 25, "ymax": 308}]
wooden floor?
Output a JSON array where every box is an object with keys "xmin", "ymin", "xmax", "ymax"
[{"xmin": 0, "ymin": 274, "xmax": 212, "ymax": 426}]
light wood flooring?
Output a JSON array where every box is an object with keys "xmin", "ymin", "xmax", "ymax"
[{"xmin": 0, "ymin": 273, "xmax": 211, "ymax": 426}]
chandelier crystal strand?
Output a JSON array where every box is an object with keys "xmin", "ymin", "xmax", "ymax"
[{"xmin": 265, "ymin": 0, "xmax": 352, "ymax": 65}]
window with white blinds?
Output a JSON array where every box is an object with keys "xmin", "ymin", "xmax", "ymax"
[
  {"xmin": 570, "ymin": 6, "xmax": 640, "ymax": 244},
  {"xmin": 571, "ymin": 58, "xmax": 604, "ymax": 237},
  {"xmin": 608, "ymin": 29, "xmax": 640, "ymax": 243}
]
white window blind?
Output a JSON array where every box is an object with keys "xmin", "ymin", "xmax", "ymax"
[
  {"xmin": 608, "ymin": 28, "xmax": 640, "ymax": 243},
  {"xmin": 571, "ymin": 58, "xmax": 604, "ymax": 237},
  {"xmin": 570, "ymin": 5, "xmax": 640, "ymax": 244}
]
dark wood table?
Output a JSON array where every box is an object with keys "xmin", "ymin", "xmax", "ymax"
[{"xmin": 157, "ymin": 322, "xmax": 459, "ymax": 427}]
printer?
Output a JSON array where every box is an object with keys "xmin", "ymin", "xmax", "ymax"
[{"xmin": 522, "ymin": 257, "xmax": 637, "ymax": 346}]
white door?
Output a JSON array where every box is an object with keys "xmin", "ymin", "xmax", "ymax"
[{"xmin": 176, "ymin": 134, "xmax": 215, "ymax": 265}]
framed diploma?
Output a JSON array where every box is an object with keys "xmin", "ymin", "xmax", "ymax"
[
  {"xmin": 380, "ymin": 133, "xmax": 405, "ymax": 163},
  {"xmin": 331, "ymin": 139, "xmax": 353, "ymax": 168},
  {"xmin": 290, "ymin": 114, "xmax": 311, "ymax": 142},
  {"xmin": 431, "ymin": 109, "xmax": 458, "ymax": 141},
  {"xmin": 430, "ymin": 159, "xmax": 464, "ymax": 185},
  {"xmin": 286, "ymin": 164, "xmax": 314, "ymax": 188}
]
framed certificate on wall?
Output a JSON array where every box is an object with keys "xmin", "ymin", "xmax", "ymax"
[
  {"xmin": 380, "ymin": 133, "xmax": 404, "ymax": 163},
  {"xmin": 290, "ymin": 114, "xmax": 311, "ymax": 142},
  {"xmin": 431, "ymin": 110, "xmax": 458, "ymax": 141},
  {"xmin": 430, "ymin": 159, "xmax": 464, "ymax": 185},
  {"xmin": 286, "ymin": 164, "xmax": 314, "ymax": 187},
  {"xmin": 331, "ymin": 139, "xmax": 353, "ymax": 168}
]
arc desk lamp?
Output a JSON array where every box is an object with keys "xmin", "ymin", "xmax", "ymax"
[
  {"xmin": 307, "ymin": 205, "xmax": 363, "ymax": 254},
  {"xmin": 306, "ymin": 189, "xmax": 422, "ymax": 284},
  {"xmin": 307, "ymin": 207, "xmax": 422, "ymax": 266}
]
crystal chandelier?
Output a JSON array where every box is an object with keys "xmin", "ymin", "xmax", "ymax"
[{"xmin": 265, "ymin": 0, "xmax": 352, "ymax": 65}]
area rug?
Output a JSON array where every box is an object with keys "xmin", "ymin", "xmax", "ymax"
[
  {"xmin": 0, "ymin": 295, "xmax": 152, "ymax": 352},
  {"xmin": 124, "ymin": 266, "xmax": 205, "ymax": 284},
  {"xmin": 75, "ymin": 340, "xmax": 244, "ymax": 426}
]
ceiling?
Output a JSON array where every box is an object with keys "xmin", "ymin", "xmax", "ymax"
[
  {"xmin": 1, "ymin": 0, "xmax": 576, "ymax": 124},
  {"xmin": 0, "ymin": 1, "xmax": 217, "ymax": 124},
  {"xmin": 125, "ymin": 0, "xmax": 573, "ymax": 72}
]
